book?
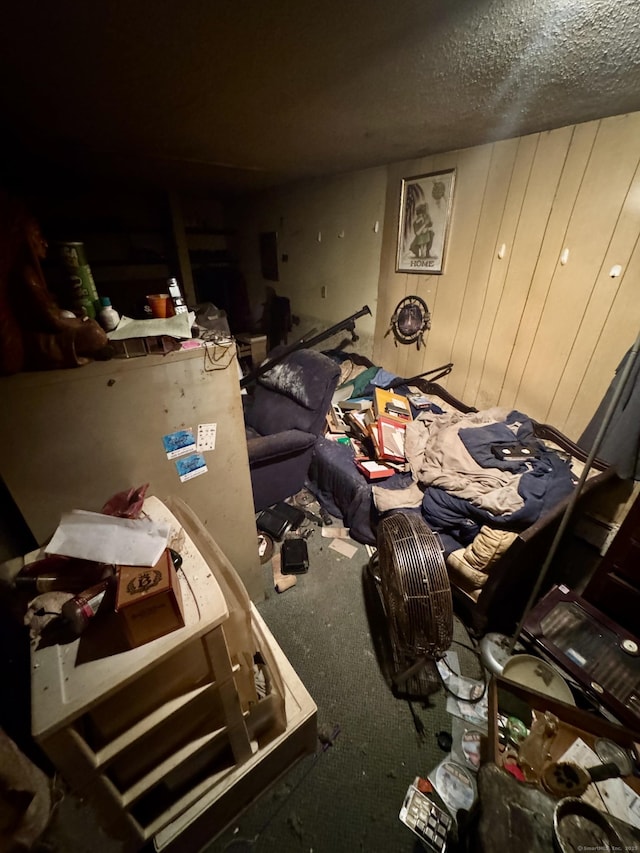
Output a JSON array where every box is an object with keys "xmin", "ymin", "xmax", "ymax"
[
  {"xmin": 345, "ymin": 409, "xmax": 374, "ymax": 439},
  {"xmin": 337, "ymin": 397, "xmax": 374, "ymax": 411},
  {"xmin": 325, "ymin": 404, "xmax": 349, "ymax": 434},
  {"xmin": 407, "ymin": 393, "xmax": 434, "ymax": 410},
  {"xmin": 376, "ymin": 416, "xmax": 406, "ymax": 462},
  {"xmin": 356, "ymin": 459, "xmax": 395, "ymax": 480},
  {"xmin": 373, "ymin": 387, "xmax": 413, "ymax": 423}
]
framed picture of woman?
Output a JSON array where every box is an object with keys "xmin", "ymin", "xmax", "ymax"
[{"xmin": 396, "ymin": 169, "xmax": 455, "ymax": 274}]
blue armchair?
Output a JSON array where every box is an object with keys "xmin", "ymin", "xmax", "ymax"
[{"xmin": 243, "ymin": 349, "xmax": 341, "ymax": 512}]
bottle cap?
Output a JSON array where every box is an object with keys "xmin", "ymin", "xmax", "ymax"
[{"xmin": 100, "ymin": 296, "xmax": 112, "ymax": 307}]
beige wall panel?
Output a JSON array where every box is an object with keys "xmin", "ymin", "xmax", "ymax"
[
  {"xmin": 499, "ymin": 121, "xmax": 600, "ymax": 413},
  {"xmin": 464, "ymin": 134, "xmax": 539, "ymax": 409},
  {"xmin": 448, "ymin": 138, "xmax": 520, "ymax": 402},
  {"xmin": 548, "ymin": 163, "xmax": 640, "ymax": 432},
  {"xmin": 515, "ymin": 112, "xmax": 640, "ymax": 427},
  {"xmin": 493, "ymin": 126, "xmax": 574, "ymax": 408},
  {"xmin": 234, "ymin": 167, "xmax": 387, "ymax": 358},
  {"xmin": 405, "ymin": 146, "xmax": 495, "ymax": 387},
  {"xmin": 562, "ymin": 236, "xmax": 640, "ymax": 438}
]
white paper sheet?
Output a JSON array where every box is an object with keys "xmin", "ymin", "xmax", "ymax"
[
  {"xmin": 328, "ymin": 539, "xmax": 358, "ymax": 559},
  {"xmin": 107, "ymin": 312, "xmax": 195, "ymax": 341},
  {"xmin": 46, "ymin": 510, "xmax": 170, "ymax": 567}
]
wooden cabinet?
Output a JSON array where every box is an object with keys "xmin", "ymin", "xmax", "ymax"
[
  {"xmin": 29, "ymin": 497, "xmax": 317, "ymax": 851},
  {"xmin": 0, "ymin": 344, "xmax": 263, "ymax": 602}
]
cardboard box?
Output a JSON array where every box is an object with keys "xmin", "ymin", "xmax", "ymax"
[{"xmin": 115, "ymin": 549, "xmax": 185, "ymax": 647}]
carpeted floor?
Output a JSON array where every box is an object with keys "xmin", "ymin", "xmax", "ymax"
[
  {"xmin": 202, "ymin": 515, "xmax": 484, "ymax": 853},
  {"xmin": 34, "ymin": 509, "xmax": 486, "ymax": 853}
]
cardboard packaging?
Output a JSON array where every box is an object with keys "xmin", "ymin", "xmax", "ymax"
[{"xmin": 115, "ymin": 549, "xmax": 185, "ymax": 647}]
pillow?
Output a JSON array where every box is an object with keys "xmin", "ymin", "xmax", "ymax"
[{"xmin": 259, "ymin": 350, "xmax": 334, "ymax": 410}]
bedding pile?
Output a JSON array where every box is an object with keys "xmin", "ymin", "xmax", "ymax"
[
  {"xmin": 307, "ymin": 353, "xmax": 584, "ymax": 597},
  {"xmin": 374, "ymin": 406, "xmax": 578, "ymax": 545}
]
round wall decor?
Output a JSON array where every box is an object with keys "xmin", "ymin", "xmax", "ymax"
[{"xmin": 385, "ymin": 295, "xmax": 431, "ymax": 349}]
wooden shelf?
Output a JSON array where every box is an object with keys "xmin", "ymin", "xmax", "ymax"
[{"xmin": 28, "ymin": 497, "xmax": 316, "ymax": 851}]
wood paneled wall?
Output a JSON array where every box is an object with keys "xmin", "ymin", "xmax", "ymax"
[{"xmin": 373, "ymin": 112, "xmax": 640, "ymax": 441}]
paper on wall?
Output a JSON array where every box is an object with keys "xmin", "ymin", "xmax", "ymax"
[{"xmin": 197, "ymin": 423, "xmax": 217, "ymax": 452}]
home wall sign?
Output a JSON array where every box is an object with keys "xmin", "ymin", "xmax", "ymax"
[{"xmin": 396, "ymin": 169, "xmax": 455, "ymax": 274}]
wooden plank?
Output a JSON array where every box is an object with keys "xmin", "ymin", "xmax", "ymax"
[
  {"xmin": 514, "ymin": 112, "xmax": 640, "ymax": 424},
  {"xmin": 448, "ymin": 137, "xmax": 520, "ymax": 401},
  {"xmin": 498, "ymin": 120, "xmax": 599, "ymax": 414},
  {"xmin": 95, "ymin": 681, "xmax": 224, "ymax": 766},
  {"xmin": 203, "ymin": 626, "xmax": 253, "ymax": 765},
  {"xmin": 403, "ymin": 146, "xmax": 493, "ymax": 387},
  {"xmin": 562, "ymin": 233, "xmax": 640, "ymax": 438},
  {"xmin": 152, "ymin": 604, "xmax": 317, "ymax": 850},
  {"xmin": 1, "ymin": 348, "xmax": 263, "ymax": 605},
  {"xmin": 494, "ymin": 125, "xmax": 575, "ymax": 408},
  {"xmin": 464, "ymin": 132, "xmax": 539, "ymax": 408},
  {"xmin": 548, "ymin": 160, "xmax": 640, "ymax": 433},
  {"xmin": 120, "ymin": 727, "xmax": 232, "ymax": 808}
]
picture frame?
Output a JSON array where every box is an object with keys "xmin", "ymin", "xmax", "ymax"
[{"xmin": 396, "ymin": 168, "xmax": 456, "ymax": 274}]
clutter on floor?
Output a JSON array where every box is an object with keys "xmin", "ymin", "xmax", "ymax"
[
  {"xmin": 255, "ymin": 480, "xmax": 640, "ymax": 853},
  {"xmin": 1, "ymin": 493, "xmax": 317, "ymax": 852}
]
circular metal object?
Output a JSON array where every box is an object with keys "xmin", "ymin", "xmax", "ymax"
[
  {"xmin": 594, "ymin": 738, "xmax": 634, "ymax": 776},
  {"xmin": 621, "ymin": 638, "xmax": 639, "ymax": 655},
  {"xmin": 434, "ymin": 760, "xmax": 476, "ymax": 814},
  {"xmin": 553, "ymin": 797, "xmax": 623, "ymax": 853},
  {"xmin": 387, "ymin": 296, "xmax": 431, "ymax": 349}
]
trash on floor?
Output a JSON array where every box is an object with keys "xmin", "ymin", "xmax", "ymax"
[
  {"xmin": 328, "ymin": 539, "xmax": 358, "ymax": 559},
  {"xmin": 272, "ymin": 551, "xmax": 297, "ymax": 593}
]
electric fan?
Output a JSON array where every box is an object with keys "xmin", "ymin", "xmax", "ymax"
[{"xmin": 370, "ymin": 511, "xmax": 453, "ymax": 699}]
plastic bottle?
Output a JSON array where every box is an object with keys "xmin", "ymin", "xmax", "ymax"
[
  {"xmin": 97, "ymin": 296, "xmax": 121, "ymax": 332},
  {"xmin": 14, "ymin": 574, "xmax": 108, "ymax": 594}
]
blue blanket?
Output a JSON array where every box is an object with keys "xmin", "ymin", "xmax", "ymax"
[{"xmin": 420, "ymin": 411, "xmax": 577, "ymax": 543}]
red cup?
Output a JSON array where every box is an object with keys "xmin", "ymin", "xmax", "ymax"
[{"xmin": 146, "ymin": 293, "xmax": 171, "ymax": 318}]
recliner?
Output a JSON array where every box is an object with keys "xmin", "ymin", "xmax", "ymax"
[{"xmin": 243, "ymin": 349, "xmax": 340, "ymax": 512}]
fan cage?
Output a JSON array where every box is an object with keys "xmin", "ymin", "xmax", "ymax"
[{"xmin": 377, "ymin": 512, "xmax": 453, "ymax": 663}]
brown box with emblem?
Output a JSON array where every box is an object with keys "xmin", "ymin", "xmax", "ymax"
[{"xmin": 115, "ymin": 548, "xmax": 185, "ymax": 647}]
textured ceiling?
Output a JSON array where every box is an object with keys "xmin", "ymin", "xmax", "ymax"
[{"xmin": 1, "ymin": 0, "xmax": 640, "ymax": 195}]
